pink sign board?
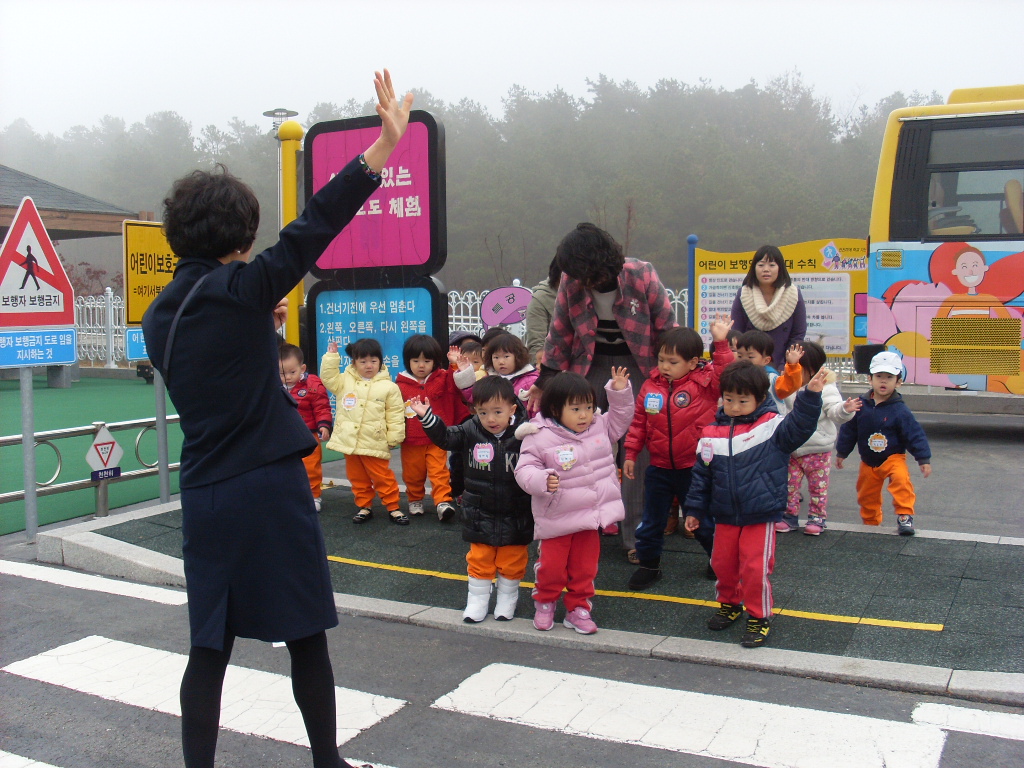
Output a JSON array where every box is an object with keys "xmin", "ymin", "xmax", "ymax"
[{"xmin": 307, "ymin": 113, "xmax": 443, "ymax": 273}]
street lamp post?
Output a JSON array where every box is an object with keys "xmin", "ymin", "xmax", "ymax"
[
  {"xmin": 263, "ymin": 108, "xmax": 304, "ymax": 345},
  {"xmin": 262, "ymin": 108, "xmax": 299, "ymax": 229}
]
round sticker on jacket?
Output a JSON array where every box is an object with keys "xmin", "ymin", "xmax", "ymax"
[
  {"xmin": 673, "ymin": 391, "xmax": 691, "ymax": 408},
  {"xmin": 404, "ymin": 400, "xmax": 416, "ymax": 419},
  {"xmin": 644, "ymin": 392, "xmax": 664, "ymax": 414},
  {"xmin": 556, "ymin": 446, "xmax": 577, "ymax": 470},
  {"xmin": 867, "ymin": 432, "xmax": 888, "ymax": 452},
  {"xmin": 297, "ymin": 388, "xmax": 308, "ymax": 398},
  {"xmin": 342, "ymin": 393, "xmax": 359, "ymax": 410},
  {"xmin": 473, "ymin": 443, "xmax": 495, "ymax": 465},
  {"xmin": 700, "ymin": 438, "xmax": 714, "ymax": 464}
]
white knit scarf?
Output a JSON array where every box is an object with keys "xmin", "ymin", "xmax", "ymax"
[{"xmin": 739, "ymin": 284, "xmax": 799, "ymax": 331}]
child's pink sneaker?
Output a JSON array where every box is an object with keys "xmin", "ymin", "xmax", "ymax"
[
  {"xmin": 563, "ymin": 607, "xmax": 598, "ymax": 634},
  {"xmin": 533, "ymin": 601, "xmax": 555, "ymax": 631}
]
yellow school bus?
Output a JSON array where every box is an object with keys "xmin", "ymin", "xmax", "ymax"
[{"xmin": 866, "ymin": 85, "xmax": 1024, "ymax": 393}]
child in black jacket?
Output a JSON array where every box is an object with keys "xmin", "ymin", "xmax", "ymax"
[{"xmin": 408, "ymin": 376, "xmax": 534, "ymax": 623}]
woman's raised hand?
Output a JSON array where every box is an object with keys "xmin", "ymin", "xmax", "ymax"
[{"xmin": 364, "ymin": 69, "xmax": 414, "ymax": 172}]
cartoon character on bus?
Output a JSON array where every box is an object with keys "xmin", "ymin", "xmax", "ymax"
[{"xmin": 867, "ymin": 243, "xmax": 1024, "ymax": 394}]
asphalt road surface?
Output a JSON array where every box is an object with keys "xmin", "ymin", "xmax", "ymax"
[{"xmin": 2, "ymin": 561, "xmax": 1023, "ymax": 768}]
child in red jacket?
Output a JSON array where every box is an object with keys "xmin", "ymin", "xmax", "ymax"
[
  {"xmin": 279, "ymin": 343, "xmax": 333, "ymax": 511},
  {"xmin": 623, "ymin": 317, "xmax": 734, "ymax": 589},
  {"xmin": 396, "ymin": 335, "xmax": 470, "ymax": 521}
]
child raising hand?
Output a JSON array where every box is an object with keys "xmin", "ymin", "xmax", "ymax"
[{"xmin": 515, "ymin": 367, "xmax": 633, "ymax": 635}]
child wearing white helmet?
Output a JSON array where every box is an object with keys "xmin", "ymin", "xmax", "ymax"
[{"xmin": 835, "ymin": 351, "xmax": 932, "ymax": 535}]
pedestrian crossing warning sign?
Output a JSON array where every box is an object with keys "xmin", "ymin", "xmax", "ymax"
[
  {"xmin": 0, "ymin": 197, "xmax": 75, "ymax": 328},
  {"xmin": 86, "ymin": 426, "xmax": 123, "ymax": 472}
]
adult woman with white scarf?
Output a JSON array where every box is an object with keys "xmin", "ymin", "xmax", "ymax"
[{"xmin": 730, "ymin": 245, "xmax": 806, "ymax": 365}]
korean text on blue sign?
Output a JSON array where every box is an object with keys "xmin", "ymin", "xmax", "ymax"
[
  {"xmin": 0, "ymin": 329, "xmax": 77, "ymax": 369},
  {"xmin": 125, "ymin": 328, "xmax": 149, "ymax": 361},
  {"xmin": 316, "ymin": 287, "xmax": 434, "ymax": 375}
]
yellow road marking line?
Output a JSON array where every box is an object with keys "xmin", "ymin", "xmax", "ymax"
[{"xmin": 327, "ymin": 555, "xmax": 944, "ymax": 632}]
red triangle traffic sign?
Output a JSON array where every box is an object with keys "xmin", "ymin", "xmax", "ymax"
[{"xmin": 0, "ymin": 197, "xmax": 76, "ymax": 328}]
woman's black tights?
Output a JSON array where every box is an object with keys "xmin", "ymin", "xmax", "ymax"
[{"xmin": 180, "ymin": 631, "xmax": 350, "ymax": 767}]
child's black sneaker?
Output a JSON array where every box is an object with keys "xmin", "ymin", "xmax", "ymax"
[
  {"xmin": 740, "ymin": 616, "xmax": 771, "ymax": 647},
  {"xmin": 627, "ymin": 566, "xmax": 662, "ymax": 590},
  {"xmin": 707, "ymin": 602, "xmax": 743, "ymax": 630},
  {"xmin": 897, "ymin": 514, "xmax": 915, "ymax": 536}
]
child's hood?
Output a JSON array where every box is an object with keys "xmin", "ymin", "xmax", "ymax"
[
  {"xmin": 344, "ymin": 363, "xmax": 393, "ymax": 383},
  {"xmin": 396, "ymin": 369, "xmax": 433, "ymax": 385},
  {"xmin": 515, "ymin": 410, "xmax": 600, "ymax": 443},
  {"xmin": 647, "ymin": 359, "xmax": 714, "ymax": 388},
  {"xmin": 713, "ymin": 395, "xmax": 779, "ymax": 425},
  {"xmin": 493, "ymin": 363, "xmax": 536, "ymax": 379}
]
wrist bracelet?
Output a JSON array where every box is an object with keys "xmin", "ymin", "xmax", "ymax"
[{"xmin": 358, "ymin": 153, "xmax": 382, "ymax": 182}]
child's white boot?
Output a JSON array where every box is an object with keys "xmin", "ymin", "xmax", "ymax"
[
  {"xmin": 493, "ymin": 575, "xmax": 521, "ymax": 621},
  {"xmin": 463, "ymin": 578, "xmax": 492, "ymax": 623}
]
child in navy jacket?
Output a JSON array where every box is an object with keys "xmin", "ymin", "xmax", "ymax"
[
  {"xmin": 835, "ymin": 351, "xmax": 931, "ymax": 536},
  {"xmin": 684, "ymin": 361, "xmax": 825, "ymax": 648}
]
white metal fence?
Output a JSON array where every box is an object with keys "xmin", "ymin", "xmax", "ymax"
[
  {"xmin": 73, "ymin": 288, "xmax": 125, "ymax": 367},
  {"xmin": 72, "ymin": 285, "xmax": 858, "ymax": 378},
  {"xmin": 448, "ymin": 287, "xmax": 690, "ymax": 333}
]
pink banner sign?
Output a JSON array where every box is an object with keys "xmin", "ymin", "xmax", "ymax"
[{"xmin": 309, "ymin": 117, "xmax": 437, "ymax": 271}]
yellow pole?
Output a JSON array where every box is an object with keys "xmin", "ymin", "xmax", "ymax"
[{"xmin": 278, "ymin": 119, "xmax": 305, "ymax": 345}]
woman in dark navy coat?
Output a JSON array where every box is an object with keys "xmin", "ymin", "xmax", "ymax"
[{"xmin": 142, "ymin": 70, "xmax": 412, "ymax": 768}]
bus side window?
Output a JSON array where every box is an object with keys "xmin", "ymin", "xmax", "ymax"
[{"xmin": 1004, "ymin": 179, "xmax": 1023, "ymax": 234}]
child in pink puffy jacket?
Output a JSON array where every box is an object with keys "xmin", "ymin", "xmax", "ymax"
[{"xmin": 514, "ymin": 367, "xmax": 633, "ymax": 635}]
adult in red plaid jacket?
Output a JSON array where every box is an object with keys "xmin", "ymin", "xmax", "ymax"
[{"xmin": 529, "ymin": 223, "xmax": 678, "ymax": 556}]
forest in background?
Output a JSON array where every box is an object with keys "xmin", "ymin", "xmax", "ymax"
[{"xmin": 0, "ymin": 74, "xmax": 940, "ymax": 293}]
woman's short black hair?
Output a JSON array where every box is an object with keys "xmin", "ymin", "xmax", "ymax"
[
  {"xmin": 345, "ymin": 337, "xmax": 383, "ymax": 361},
  {"xmin": 484, "ymin": 333, "xmax": 530, "ymax": 371},
  {"xmin": 556, "ymin": 223, "xmax": 625, "ymax": 288},
  {"xmin": 540, "ymin": 372, "xmax": 596, "ymax": 421},
  {"xmin": 719, "ymin": 361, "xmax": 770, "ymax": 402},
  {"xmin": 162, "ymin": 164, "xmax": 260, "ymax": 261},
  {"xmin": 797, "ymin": 340, "xmax": 827, "ymax": 380},
  {"xmin": 546, "ymin": 256, "xmax": 562, "ymax": 289},
  {"xmin": 403, "ymin": 334, "xmax": 446, "ymax": 373},
  {"xmin": 472, "ymin": 375, "xmax": 518, "ymax": 407},
  {"xmin": 657, "ymin": 327, "xmax": 704, "ymax": 360},
  {"xmin": 742, "ymin": 244, "xmax": 793, "ymax": 289},
  {"xmin": 736, "ymin": 329, "xmax": 774, "ymax": 360}
]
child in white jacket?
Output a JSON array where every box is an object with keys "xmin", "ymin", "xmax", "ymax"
[{"xmin": 775, "ymin": 341, "xmax": 861, "ymax": 535}]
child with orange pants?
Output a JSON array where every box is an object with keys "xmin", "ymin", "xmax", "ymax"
[
  {"xmin": 396, "ymin": 334, "xmax": 470, "ymax": 522},
  {"xmin": 835, "ymin": 351, "xmax": 932, "ymax": 536},
  {"xmin": 321, "ymin": 338, "xmax": 407, "ymax": 525},
  {"xmin": 409, "ymin": 377, "xmax": 533, "ymax": 622},
  {"xmin": 279, "ymin": 343, "xmax": 333, "ymax": 511}
]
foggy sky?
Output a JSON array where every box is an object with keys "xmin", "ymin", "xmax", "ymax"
[{"xmin": 2, "ymin": 0, "xmax": 1022, "ymax": 136}]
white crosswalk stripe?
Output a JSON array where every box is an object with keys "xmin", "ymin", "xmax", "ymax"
[
  {"xmin": 433, "ymin": 663, "xmax": 949, "ymax": 768},
  {"xmin": 913, "ymin": 702, "xmax": 1024, "ymax": 741},
  {"xmin": 0, "ymin": 560, "xmax": 187, "ymax": 605},
  {"xmin": 2, "ymin": 636, "xmax": 405, "ymax": 748},
  {"xmin": 0, "ymin": 750, "xmax": 62, "ymax": 768}
]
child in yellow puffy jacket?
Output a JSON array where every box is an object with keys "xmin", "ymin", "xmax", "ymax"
[{"xmin": 320, "ymin": 338, "xmax": 407, "ymax": 525}]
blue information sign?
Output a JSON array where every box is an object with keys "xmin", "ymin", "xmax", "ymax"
[
  {"xmin": 125, "ymin": 328, "xmax": 149, "ymax": 361},
  {"xmin": 0, "ymin": 328, "xmax": 77, "ymax": 369},
  {"xmin": 314, "ymin": 286, "xmax": 435, "ymax": 374}
]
